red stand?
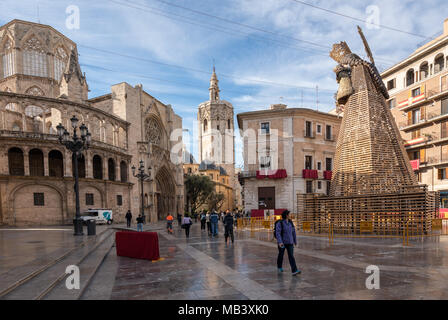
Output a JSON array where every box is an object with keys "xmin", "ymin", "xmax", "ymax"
[{"xmin": 115, "ymin": 231, "xmax": 160, "ymax": 260}]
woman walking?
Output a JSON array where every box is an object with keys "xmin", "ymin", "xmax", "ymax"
[{"xmin": 275, "ymin": 210, "xmax": 301, "ymax": 276}]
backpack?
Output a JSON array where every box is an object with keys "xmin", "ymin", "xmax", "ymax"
[{"xmin": 273, "ymin": 219, "xmax": 295, "ymax": 239}]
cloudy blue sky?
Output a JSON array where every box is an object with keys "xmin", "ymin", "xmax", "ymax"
[{"xmin": 1, "ymin": 0, "xmax": 447, "ymax": 167}]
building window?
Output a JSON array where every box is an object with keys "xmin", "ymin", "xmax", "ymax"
[
  {"xmin": 117, "ymin": 195, "xmax": 123, "ymax": 206},
  {"xmin": 411, "ymin": 109, "xmax": 421, "ymax": 125},
  {"xmin": 317, "ymin": 162, "xmax": 322, "ymax": 171},
  {"xmin": 2, "ymin": 39, "xmax": 15, "ymax": 78},
  {"xmin": 34, "ymin": 193, "xmax": 45, "ymax": 206},
  {"xmin": 420, "ymin": 62, "xmax": 428, "ymax": 80},
  {"xmin": 387, "ymin": 78, "xmax": 396, "ymax": 90},
  {"xmin": 23, "ymin": 37, "xmax": 48, "ymax": 77},
  {"xmin": 217, "ymin": 125, "xmax": 220, "ymax": 131},
  {"xmin": 326, "ymin": 181, "xmax": 331, "ymax": 196},
  {"xmin": 317, "ymin": 181, "xmax": 322, "ymax": 189},
  {"xmin": 188, "ymin": 168, "xmax": 192, "ymax": 174},
  {"xmin": 209, "ymin": 174, "xmax": 213, "ymax": 180},
  {"xmin": 29, "ymin": 148, "xmax": 44, "ymax": 176},
  {"xmin": 325, "ymin": 125, "xmax": 332, "ymax": 140},
  {"xmin": 305, "ymin": 121, "xmax": 312, "ymax": 137},
  {"xmin": 203, "ymin": 119, "xmax": 208, "ymax": 132},
  {"xmin": 49, "ymin": 150, "xmax": 64, "ymax": 177},
  {"xmin": 305, "ymin": 156, "xmax": 313, "ymax": 170},
  {"xmin": 260, "ymin": 122, "xmax": 270, "ymax": 134},
  {"xmin": 306, "ymin": 180, "xmax": 313, "ymax": 193},
  {"xmin": 8, "ymin": 147, "xmax": 24, "ymax": 176},
  {"xmin": 442, "ymin": 98, "xmax": 448, "ymax": 115},
  {"xmin": 86, "ymin": 193, "xmax": 94, "ymax": 206},
  {"xmin": 412, "ymin": 87, "xmax": 421, "ymax": 97},
  {"xmin": 435, "ymin": 53, "xmax": 444, "ymax": 74},
  {"xmin": 53, "ymin": 47, "xmax": 67, "ymax": 81},
  {"xmin": 325, "ymin": 158, "xmax": 333, "ymax": 171},
  {"xmin": 93, "ymin": 155, "xmax": 103, "ymax": 179},
  {"xmin": 406, "ymin": 69, "xmax": 414, "ymax": 87},
  {"xmin": 388, "ymin": 98, "xmax": 396, "ymax": 109},
  {"xmin": 120, "ymin": 161, "xmax": 128, "ymax": 182},
  {"xmin": 260, "ymin": 156, "xmax": 271, "ymax": 169},
  {"xmin": 108, "ymin": 158, "xmax": 115, "ymax": 181}
]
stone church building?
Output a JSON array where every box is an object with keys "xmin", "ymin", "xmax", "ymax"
[{"xmin": 0, "ymin": 19, "xmax": 184, "ymax": 226}]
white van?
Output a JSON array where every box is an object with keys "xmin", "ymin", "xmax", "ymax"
[{"xmin": 81, "ymin": 209, "xmax": 113, "ymax": 225}]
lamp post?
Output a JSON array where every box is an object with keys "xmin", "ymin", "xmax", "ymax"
[
  {"xmin": 132, "ymin": 160, "xmax": 152, "ymax": 224},
  {"xmin": 56, "ymin": 116, "xmax": 91, "ymax": 236}
]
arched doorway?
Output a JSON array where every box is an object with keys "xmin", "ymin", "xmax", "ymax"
[
  {"xmin": 155, "ymin": 166, "xmax": 176, "ymax": 221},
  {"xmin": 49, "ymin": 150, "xmax": 64, "ymax": 177}
]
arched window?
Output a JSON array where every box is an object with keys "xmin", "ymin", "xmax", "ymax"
[
  {"xmin": 24, "ymin": 105, "xmax": 44, "ymax": 133},
  {"xmin": 204, "ymin": 119, "xmax": 208, "ymax": 132},
  {"xmin": 72, "ymin": 154, "xmax": 86, "ymax": 178},
  {"xmin": 93, "ymin": 155, "xmax": 103, "ymax": 180},
  {"xmin": 419, "ymin": 62, "xmax": 428, "ymax": 80},
  {"xmin": 12, "ymin": 122, "xmax": 21, "ymax": 131},
  {"xmin": 8, "ymin": 147, "xmax": 24, "ymax": 176},
  {"xmin": 2, "ymin": 38, "xmax": 15, "ymax": 78},
  {"xmin": 49, "ymin": 150, "xmax": 64, "ymax": 177},
  {"xmin": 435, "ymin": 53, "xmax": 445, "ymax": 74},
  {"xmin": 5, "ymin": 103, "xmax": 18, "ymax": 112},
  {"xmin": 29, "ymin": 148, "xmax": 44, "ymax": 176},
  {"xmin": 54, "ymin": 47, "xmax": 68, "ymax": 81},
  {"xmin": 22, "ymin": 36, "xmax": 47, "ymax": 77},
  {"xmin": 108, "ymin": 158, "xmax": 115, "ymax": 181},
  {"xmin": 120, "ymin": 161, "xmax": 128, "ymax": 182},
  {"xmin": 406, "ymin": 69, "xmax": 415, "ymax": 87}
]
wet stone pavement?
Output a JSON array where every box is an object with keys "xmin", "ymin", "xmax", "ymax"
[
  {"xmin": 108, "ymin": 222, "xmax": 448, "ymax": 300},
  {"xmin": 2, "ymin": 222, "xmax": 448, "ymax": 299}
]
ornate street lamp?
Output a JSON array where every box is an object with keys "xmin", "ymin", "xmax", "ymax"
[
  {"xmin": 132, "ymin": 160, "xmax": 152, "ymax": 224},
  {"xmin": 56, "ymin": 116, "xmax": 91, "ymax": 235}
]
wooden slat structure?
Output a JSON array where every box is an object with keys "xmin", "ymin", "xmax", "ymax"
[{"xmin": 297, "ymin": 29, "xmax": 439, "ymax": 236}]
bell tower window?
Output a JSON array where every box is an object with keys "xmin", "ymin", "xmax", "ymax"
[{"xmin": 23, "ymin": 37, "xmax": 48, "ymax": 77}]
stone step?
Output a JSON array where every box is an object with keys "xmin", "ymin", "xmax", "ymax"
[
  {"xmin": 1, "ymin": 229, "xmax": 114, "ymax": 300},
  {"xmin": 44, "ymin": 234, "xmax": 115, "ymax": 300}
]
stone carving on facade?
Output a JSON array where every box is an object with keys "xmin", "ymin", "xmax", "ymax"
[
  {"xmin": 198, "ymin": 107, "xmax": 210, "ymax": 121},
  {"xmin": 145, "ymin": 118, "xmax": 162, "ymax": 146},
  {"xmin": 23, "ymin": 36, "xmax": 45, "ymax": 52},
  {"xmin": 25, "ymin": 86, "xmax": 45, "ymax": 96}
]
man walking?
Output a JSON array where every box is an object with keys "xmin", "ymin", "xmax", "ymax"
[
  {"xmin": 210, "ymin": 210, "xmax": 219, "ymax": 237},
  {"xmin": 182, "ymin": 214, "xmax": 193, "ymax": 238},
  {"xmin": 275, "ymin": 210, "xmax": 300, "ymax": 276},
  {"xmin": 223, "ymin": 210, "xmax": 234, "ymax": 244},
  {"xmin": 125, "ymin": 210, "xmax": 132, "ymax": 228}
]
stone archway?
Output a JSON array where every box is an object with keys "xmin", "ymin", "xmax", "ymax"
[{"xmin": 155, "ymin": 166, "xmax": 175, "ymax": 221}]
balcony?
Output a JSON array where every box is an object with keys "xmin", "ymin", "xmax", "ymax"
[
  {"xmin": 399, "ymin": 111, "xmax": 448, "ymax": 131},
  {"xmin": 256, "ymin": 169, "xmax": 287, "ymax": 179},
  {"xmin": 304, "ymin": 130, "xmax": 315, "ymax": 139},
  {"xmin": 238, "ymin": 171, "xmax": 257, "ymax": 179},
  {"xmin": 303, "ymin": 169, "xmax": 318, "ymax": 179},
  {"xmin": 323, "ymin": 170, "xmax": 332, "ymax": 180},
  {"xmin": 399, "ymin": 77, "xmax": 448, "ymax": 113}
]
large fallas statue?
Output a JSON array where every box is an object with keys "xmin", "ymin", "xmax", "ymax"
[{"xmin": 328, "ymin": 26, "xmax": 417, "ymax": 197}]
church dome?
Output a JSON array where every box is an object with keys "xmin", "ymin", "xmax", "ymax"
[{"xmin": 199, "ymin": 160, "xmax": 217, "ymax": 171}]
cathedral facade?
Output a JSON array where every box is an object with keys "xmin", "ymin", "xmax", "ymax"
[{"xmin": 0, "ymin": 19, "xmax": 184, "ymax": 226}]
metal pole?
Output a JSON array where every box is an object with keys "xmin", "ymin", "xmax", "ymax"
[
  {"xmin": 141, "ymin": 174, "xmax": 145, "ymax": 224},
  {"xmin": 73, "ymin": 151, "xmax": 83, "ymax": 235}
]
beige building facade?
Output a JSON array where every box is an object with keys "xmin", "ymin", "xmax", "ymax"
[
  {"xmin": 237, "ymin": 104, "xmax": 341, "ymax": 214},
  {"xmin": 0, "ymin": 19, "xmax": 183, "ymax": 226},
  {"xmin": 382, "ymin": 18, "xmax": 448, "ymax": 210}
]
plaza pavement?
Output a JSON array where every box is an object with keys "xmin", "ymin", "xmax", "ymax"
[{"xmin": 1, "ymin": 221, "xmax": 448, "ymax": 299}]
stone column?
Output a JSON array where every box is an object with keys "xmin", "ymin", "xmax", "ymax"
[
  {"xmin": 43, "ymin": 150, "xmax": 49, "ymax": 176},
  {"xmin": 23, "ymin": 149, "xmax": 30, "ymax": 176},
  {"xmin": 64, "ymin": 149, "xmax": 72, "ymax": 177},
  {"xmin": 85, "ymin": 151, "xmax": 93, "ymax": 179},
  {"xmin": 103, "ymin": 155, "xmax": 108, "ymax": 180}
]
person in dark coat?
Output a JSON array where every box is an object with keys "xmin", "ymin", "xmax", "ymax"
[
  {"xmin": 275, "ymin": 210, "xmax": 300, "ymax": 275},
  {"xmin": 200, "ymin": 210, "xmax": 207, "ymax": 231},
  {"xmin": 210, "ymin": 211, "xmax": 219, "ymax": 237},
  {"xmin": 136, "ymin": 214, "xmax": 144, "ymax": 232},
  {"xmin": 223, "ymin": 210, "xmax": 234, "ymax": 244},
  {"xmin": 125, "ymin": 210, "xmax": 132, "ymax": 228},
  {"xmin": 177, "ymin": 214, "xmax": 182, "ymax": 227}
]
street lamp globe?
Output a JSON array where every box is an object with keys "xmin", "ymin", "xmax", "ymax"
[
  {"xmin": 79, "ymin": 123, "xmax": 87, "ymax": 137},
  {"xmin": 70, "ymin": 115, "xmax": 79, "ymax": 129},
  {"xmin": 56, "ymin": 123, "xmax": 65, "ymax": 137}
]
